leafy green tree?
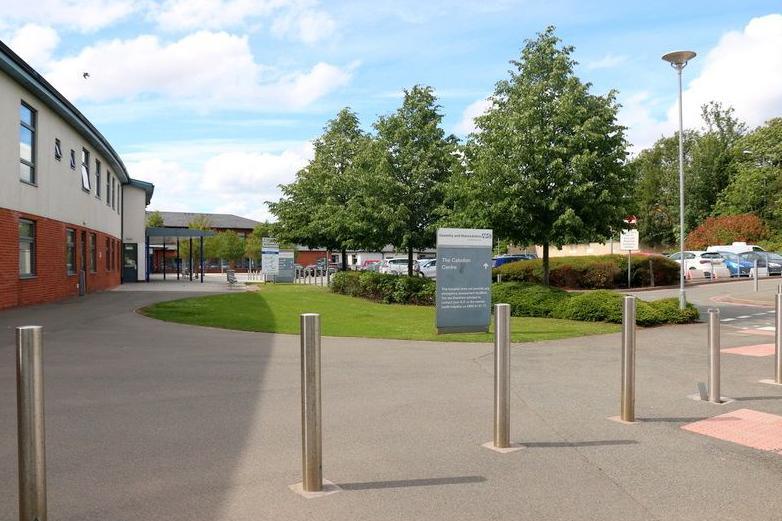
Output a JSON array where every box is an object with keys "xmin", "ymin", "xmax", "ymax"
[
  {"xmin": 180, "ymin": 214, "xmax": 220, "ymax": 262},
  {"xmin": 455, "ymin": 27, "xmax": 630, "ymax": 285},
  {"xmin": 372, "ymin": 85, "xmax": 459, "ymax": 275},
  {"xmin": 146, "ymin": 210, "xmax": 164, "ymax": 227},
  {"xmin": 269, "ymin": 108, "xmax": 384, "ymax": 269},
  {"xmin": 217, "ymin": 230, "xmax": 245, "ymax": 267},
  {"xmin": 716, "ymin": 118, "xmax": 782, "ymax": 228}
]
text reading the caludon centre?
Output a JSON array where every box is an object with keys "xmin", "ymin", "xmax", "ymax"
[
  {"xmin": 439, "ymin": 287, "xmax": 490, "ymax": 310},
  {"xmin": 441, "ymin": 257, "xmax": 471, "ymax": 270}
]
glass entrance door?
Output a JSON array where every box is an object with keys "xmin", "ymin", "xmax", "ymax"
[{"xmin": 123, "ymin": 243, "xmax": 138, "ymax": 282}]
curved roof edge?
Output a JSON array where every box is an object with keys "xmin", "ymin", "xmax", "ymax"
[
  {"xmin": 0, "ymin": 40, "xmax": 148, "ymax": 190},
  {"xmin": 128, "ymin": 179, "xmax": 155, "ymax": 206}
]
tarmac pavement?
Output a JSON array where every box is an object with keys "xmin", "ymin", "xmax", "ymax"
[{"xmin": 1, "ymin": 285, "xmax": 782, "ymax": 521}]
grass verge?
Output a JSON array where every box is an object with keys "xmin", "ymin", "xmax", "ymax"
[{"xmin": 140, "ymin": 284, "xmax": 620, "ymax": 343}]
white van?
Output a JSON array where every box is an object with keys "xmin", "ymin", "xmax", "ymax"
[{"xmin": 706, "ymin": 242, "xmax": 766, "ymax": 254}]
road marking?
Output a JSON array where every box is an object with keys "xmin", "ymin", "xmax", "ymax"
[
  {"xmin": 737, "ymin": 315, "xmax": 751, "ymax": 319},
  {"xmin": 722, "ymin": 344, "xmax": 775, "ymax": 357},
  {"xmin": 721, "ymin": 318, "xmax": 736, "ymax": 322},
  {"xmin": 682, "ymin": 409, "xmax": 782, "ymax": 454},
  {"xmin": 758, "ymin": 326, "xmax": 776, "ymax": 331}
]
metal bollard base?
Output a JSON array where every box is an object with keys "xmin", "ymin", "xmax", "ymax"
[
  {"xmin": 481, "ymin": 441, "xmax": 524, "ymax": 453},
  {"xmin": 686, "ymin": 393, "xmax": 734, "ymax": 405},
  {"xmin": 289, "ymin": 479, "xmax": 342, "ymax": 499},
  {"xmin": 607, "ymin": 416, "xmax": 639, "ymax": 425}
]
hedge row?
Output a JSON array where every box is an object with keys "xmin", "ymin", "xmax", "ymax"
[
  {"xmin": 491, "ymin": 282, "xmax": 699, "ymax": 326},
  {"xmin": 331, "ymin": 272, "xmax": 699, "ymax": 326},
  {"xmin": 493, "ymin": 254, "xmax": 680, "ymax": 289},
  {"xmin": 331, "ymin": 271, "xmax": 435, "ymax": 305}
]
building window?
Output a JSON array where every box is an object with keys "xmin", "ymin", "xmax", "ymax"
[
  {"xmin": 55, "ymin": 138, "xmax": 62, "ymax": 161},
  {"xmin": 19, "ymin": 219, "xmax": 36, "ymax": 277},
  {"xmin": 90, "ymin": 233, "xmax": 97, "ymax": 272},
  {"xmin": 66, "ymin": 229, "xmax": 76, "ymax": 274},
  {"xmin": 106, "ymin": 172, "xmax": 111, "ymax": 207},
  {"xmin": 70, "ymin": 149, "xmax": 76, "ymax": 170},
  {"xmin": 81, "ymin": 148, "xmax": 91, "ymax": 191},
  {"xmin": 111, "ymin": 177, "xmax": 116, "ymax": 210},
  {"xmin": 105, "ymin": 238, "xmax": 110, "ymax": 271},
  {"xmin": 20, "ymin": 102, "xmax": 36, "ymax": 184},
  {"xmin": 95, "ymin": 160, "xmax": 102, "ymax": 199},
  {"xmin": 110, "ymin": 240, "xmax": 115, "ymax": 271},
  {"xmin": 117, "ymin": 189, "xmax": 121, "ymax": 215}
]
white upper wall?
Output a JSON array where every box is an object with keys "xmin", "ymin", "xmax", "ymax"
[
  {"xmin": 0, "ymin": 68, "xmax": 123, "ymax": 237},
  {"xmin": 122, "ymin": 185, "xmax": 146, "ymax": 245}
]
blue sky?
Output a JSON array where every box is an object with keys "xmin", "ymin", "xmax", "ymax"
[{"xmin": 1, "ymin": 0, "xmax": 781, "ymax": 221}]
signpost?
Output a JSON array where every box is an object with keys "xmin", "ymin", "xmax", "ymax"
[
  {"xmin": 278, "ymin": 250, "xmax": 295, "ymax": 283},
  {"xmin": 436, "ymin": 228, "xmax": 493, "ymax": 334},
  {"xmin": 620, "ymin": 228, "xmax": 639, "ymax": 289},
  {"xmin": 262, "ymin": 237, "xmax": 279, "ymax": 282}
]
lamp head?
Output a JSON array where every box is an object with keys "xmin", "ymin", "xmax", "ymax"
[{"xmin": 662, "ymin": 50, "xmax": 696, "ymax": 69}]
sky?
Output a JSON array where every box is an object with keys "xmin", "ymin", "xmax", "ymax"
[{"xmin": 1, "ymin": 0, "xmax": 781, "ymax": 222}]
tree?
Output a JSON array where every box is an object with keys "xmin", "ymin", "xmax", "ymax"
[
  {"xmin": 456, "ymin": 27, "xmax": 630, "ymax": 285},
  {"xmin": 373, "ymin": 85, "xmax": 459, "ymax": 275},
  {"xmin": 269, "ymin": 108, "xmax": 384, "ymax": 269},
  {"xmin": 217, "ymin": 230, "xmax": 245, "ymax": 267},
  {"xmin": 179, "ymin": 214, "xmax": 220, "ymax": 262},
  {"xmin": 685, "ymin": 214, "xmax": 768, "ymax": 250},
  {"xmin": 146, "ymin": 210, "xmax": 164, "ymax": 228}
]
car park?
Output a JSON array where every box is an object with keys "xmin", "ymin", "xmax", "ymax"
[
  {"xmin": 667, "ymin": 251, "xmax": 715, "ymax": 272},
  {"xmin": 706, "ymin": 242, "xmax": 766, "ymax": 254},
  {"xmin": 380, "ymin": 257, "xmax": 418, "ymax": 275},
  {"xmin": 739, "ymin": 251, "xmax": 782, "ymax": 276},
  {"xmin": 711, "ymin": 251, "xmax": 753, "ymax": 277}
]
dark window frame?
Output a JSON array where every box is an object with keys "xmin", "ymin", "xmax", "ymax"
[
  {"xmin": 89, "ymin": 233, "xmax": 97, "ymax": 273},
  {"xmin": 55, "ymin": 138, "xmax": 62, "ymax": 161},
  {"xmin": 19, "ymin": 218, "xmax": 36, "ymax": 277},
  {"xmin": 81, "ymin": 147, "xmax": 91, "ymax": 192},
  {"xmin": 70, "ymin": 149, "xmax": 76, "ymax": 170},
  {"xmin": 95, "ymin": 159, "xmax": 102, "ymax": 199},
  {"xmin": 19, "ymin": 101, "xmax": 36, "ymax": 185},
  {"xmin": 66, "ymin": 229, "xmax": 76, "ymax": 275}
]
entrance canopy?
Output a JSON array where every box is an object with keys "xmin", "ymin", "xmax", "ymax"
[{"xmin": 145, "ymin": 227, "xmax": 216, "ymax": 283}]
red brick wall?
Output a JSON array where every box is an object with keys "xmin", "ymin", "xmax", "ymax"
[
  {"xmin": 0, "ymin": 207, "xmax": 121, "ymax": 310},
  {"xmin": 296, "ymin": 251, "xmax": 328, "ymax": 267}
]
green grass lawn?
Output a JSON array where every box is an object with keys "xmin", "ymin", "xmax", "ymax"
[{"xmin": 140, "ymin": 284, "xmax": 619, "ymax": 342}]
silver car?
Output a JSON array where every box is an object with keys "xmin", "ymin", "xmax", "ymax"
[{"xmin": 418, "ymin": 259, "xmax": 437, "ymax": 279}]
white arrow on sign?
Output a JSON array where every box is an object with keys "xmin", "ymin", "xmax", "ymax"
[{"xmin": 483, "ymin": 263, "xmax": 489, "ymax": 270}]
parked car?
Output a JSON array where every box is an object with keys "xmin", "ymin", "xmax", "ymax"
[
  {"xmin": 380, "ymin": 257, "xmax": 418, "ymax": 275},
  {"xmin": 667, "ymin": 250, "xmax": 725, "ymax": 273},
  {"xmin": 739, "ymin": 251, "xmax": 782, "ymax": 276},
  {"xmin": 358, "ymin": 259, "xmax": 381, "ymax": 271},
  {"xmin": 712, "ymin": 251, "xmax": 753, "ymax": 277},
  {"xmin": 492, "ymin": 254, "xmax": 535, "ymax": 269},
  {"xmin": 418, "ymin": 259, "xmax": 437, "ymax": 279}
]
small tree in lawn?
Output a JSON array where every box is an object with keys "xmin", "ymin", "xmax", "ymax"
[
  {"xmin": 373, "ymin": 85, "xmax": 459, "ymax": 276},
  {"xmin": 458, "ymin": 27, "xmax": 631, "ymax": 285}
]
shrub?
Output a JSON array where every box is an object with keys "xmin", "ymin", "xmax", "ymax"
[
  {"xmin": 552, "ymin": 290, "xmax": 623, "ymax": 323},
  {"xmin": 331, "ymin": 271, "xmax": 434, "ymax": 305},
  {"xmin": 495, "ymin": 254, "xmax": 680, "ymax": 289},
  {"xmin": 685, "ymin": 213, "xmax": 769, "ymax": 250},
  {"xmin": 491, "ymin": 282, "xmax": 569, "ymax": 317}
]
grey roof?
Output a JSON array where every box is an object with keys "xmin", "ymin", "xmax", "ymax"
[{"xmin": 149, "ymin": 211, "xmax": 261, "ymax": 230}]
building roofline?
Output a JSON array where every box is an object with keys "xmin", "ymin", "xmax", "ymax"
[
  {"xmin": 128, "ymin": 179, "xmax": 155, "ymax": 205},
  {"xmin": 0, "ymin": 39, "xmax": 142, "ymax": 188}
]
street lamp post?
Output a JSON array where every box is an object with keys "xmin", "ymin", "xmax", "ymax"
[{"xmin": 662, "ymin": 50, "xmax": 696, "ymax": 310}]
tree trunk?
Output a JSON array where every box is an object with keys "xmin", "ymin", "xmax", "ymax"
[
  {"xmin": 341, "ymin": 248, "xmax": 348, "ymax": 271},
  {"xmin": 408, "ymin": 246, "xmax": 414, "ymax": 277},
  {"xmin": 542, "ymin": 242, "xmax": 550, "ymax": 286}
]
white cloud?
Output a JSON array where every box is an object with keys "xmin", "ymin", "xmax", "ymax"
[
  {"xmin": 271, "ymin": 6, "xmax": 336, "ymax": 44},
  {"xmin": 672, "ymin": 13, "xmax": 782, "ymax": 129},
  {"xmin": 0, "ymin": 0, "xmax": 138, "ymax": 32},
  {"xmin": 454, "ymin": 97, "xmax": 491, "ymax": 135},
  {"xmin": 41, "ymin": 31, "xmax": 352, "ymax": 110},
  {"xmin": 8, "ymin": 24, "xmax": 60, "ymax": 69},
  {"xmin": 621, "ymin": 14, "xmax": 782, "ymax": 153},
  {"xmin": 586, "ymin": 53, "xmax": 627, "ymax": 70},
  {"xmin": 126, "ymin": 141, "xmax": 313, "ymax": 221},
  {"xmin": 153, "ymin": 0, "xmax": 336, "ymax": 44}
]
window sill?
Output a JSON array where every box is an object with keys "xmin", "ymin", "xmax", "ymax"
[
  {"xmin": 20, "ymin": 179, "xmax": 37, "ymax": 187},
  {"xmin": 19, "ymin": 275, "xmax": 37, "ymax": 280},
  {"xmin": 67, "ymin": 272, "xmax": 76, "ymax": 277},
  {"xmin": 82, "ymin": 188, "xmax": 91, "ymax": 194}
]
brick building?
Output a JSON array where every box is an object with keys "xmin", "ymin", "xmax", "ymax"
[{"xmin": 0, "ymin": 41, "xmax": 154, "ymax": 310}]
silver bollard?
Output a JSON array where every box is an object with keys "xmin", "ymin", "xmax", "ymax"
[
  {"xmin": 300, "ymin": 314, "xmax": 322, "ymax": 492},
  {"xmin": 708, "ymin": 309, "xmax": 721, "ymax": 403},
  {"xmin": 754, "ymin": 259, "xmax": 759, "ymax": 292},
  {"xmin": 16, "ymin": 325, "xmax": 47, "ymax": 521},
  {"xmin": 621, "ymin": 296, "xmax": 636, "ymax": 422},
  {"xmin": 776, "ymin": 290, "xmax": 782, "ymax": 384},
  {"xmin": 494, "ymin": 304, "xmax": 511, "ymax": 448}
]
